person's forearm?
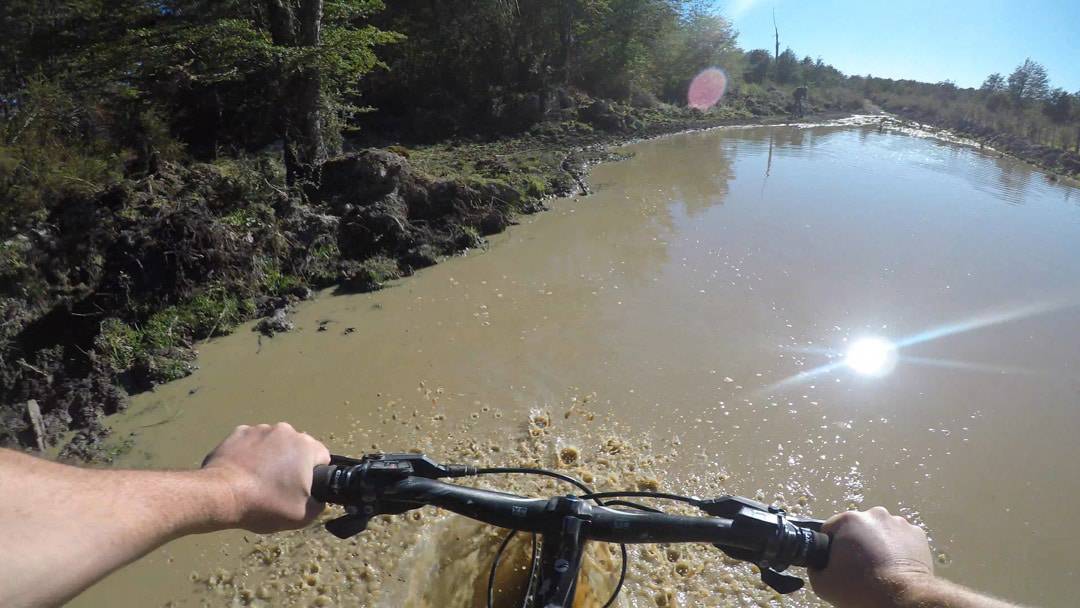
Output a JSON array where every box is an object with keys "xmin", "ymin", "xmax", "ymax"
[
  {"xmin": 895, "ymin": 576, "xmax": 1025, "ymax": 608},
  {"xmin": 0, "ymin": 449, "xmax": 236, "ymax": 608}
]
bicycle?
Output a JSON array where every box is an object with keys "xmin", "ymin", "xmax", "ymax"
[{"xmin": 312, "ymin": 453, "xmax": 831, "ymax": 608}]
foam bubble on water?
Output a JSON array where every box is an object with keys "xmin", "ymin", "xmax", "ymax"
[
  {"xmin": 187, "ymin": 402, "xmax": 829, "ymax": 607},
  {"xmin": 687, "ymin": 68, "xmax": 728, "ymax": 110}
]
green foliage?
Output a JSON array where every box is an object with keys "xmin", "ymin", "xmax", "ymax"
[
  {"xmin": 142, "ymin": 287, "xmax": 253, "ymax": 351},
  {"xmin": 355, "ymin": 255, "xmax": 400, "ymax": 285},
  {"xmin": 856, "ymin": 55, "xmax": 1080, "ymax": 153},
  {"xmin": 0, "ymin": 0, "xmax": 396, "ymax": 196},
  {"xmin": 255, "ymin": 256, "xmax": 305, "ymax": 295},
  {"xmin": 524, "ymin": 175, "xmax": 548, "ymax": 198},
  {"xmin": 743, "ymin": 49, "xmax": 772, "ymax": 84},
  {"xmin": 649, "ymin": 8, "xmax": 740, "ymax": 102},
  {"xmin": 981, "ymin": 73, "xmax": 1006, "ymax": 93},
  {"xmin": 95, "ymin": 318, "xmax": 141, "ymax": 371},
  {"xmin": 363, "ymin": 0, "xmax": 745, "ymax": 134},
  {"xmin": 0, "ymin": 77, "xmax": 127, "ymax": 234},
  {"xmin": 0, "ymin": 238, "xmax": 29, "ymax": 276},
  {"xmin": 775, "ymin": 48, "xmax": 800, "ymax": 84},
  {"xmin": 1007, "ymin": 59, "xmax": 1050, "ymax": 104},
  {"xmin": 1044, "ymin": 89, "xmax": 1075, "ymax": 124}
]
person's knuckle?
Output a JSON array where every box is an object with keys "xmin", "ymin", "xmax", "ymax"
[
  {"xmin": 274, "ymin": 421, "xmax": 295, "ymax": 432},
  {"xmin": 869, "ymin": 506, "xmax": 891, "ymax": 517},
  {"xmin": 822, "ymin": 510, "xmax": 854, "ymax": 532}
]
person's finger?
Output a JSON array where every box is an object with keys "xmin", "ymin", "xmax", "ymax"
[
  {"xmin": 304, "ymin": 495, "xmax": 327, "ymax": 522},
  {"xmin": 314, "ymin": 444, "xmax": 331, "ymax": 465},
  {"xmin": 821, "ymin": 510, "xmax": 855, "ymax": 534}
]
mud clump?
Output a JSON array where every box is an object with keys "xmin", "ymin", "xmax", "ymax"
[{"xmin": 315, "ymin": 150, "xmax": 527, "ymax": 279}]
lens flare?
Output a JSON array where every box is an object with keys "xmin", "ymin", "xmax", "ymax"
[
  {"xmin": 845, "ymin": 337, "xmax": 898, "ymax": 377},
  {"xmin": 766, "ymin": 298, "xmax": 1080, "ymax": 392},
  {"xmin": 688, "ymin": 68, "xmax": 728, "ymax": 110}
]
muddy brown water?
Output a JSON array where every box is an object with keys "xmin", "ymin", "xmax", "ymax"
[{"xmin": 72, "ymin": 119, "xmax": 1080, "ymax": 607}]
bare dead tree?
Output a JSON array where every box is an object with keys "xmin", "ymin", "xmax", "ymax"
[{"xmin": 773, "ymin": 9, "xmax": 780, "ymax": 60}]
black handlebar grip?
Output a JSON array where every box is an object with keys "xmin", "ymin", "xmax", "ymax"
[
  {"xmin": 312, "ymin": 464, "xmax": 335, "ymax": 503},
  {"xmin": 807, "ymin": 529, "xmax": 831, "ymax": 570}
]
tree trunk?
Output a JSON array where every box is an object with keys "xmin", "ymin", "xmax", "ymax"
[
  {"xmin": 557, "ymin": 0, "xmax": 574, "ymax": 85},
  {"xmin": 773, "ymin": 10, "xmax": 780, "ymax": 59},
  {"xmin": 284, "ymin": 70, "xmax": 324, "ymax": 187},
  {"xmin": 264, "ymin": 0, "xmax": 326, "ymax": 188}
]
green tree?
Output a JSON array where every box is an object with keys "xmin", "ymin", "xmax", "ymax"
[
  {"xmin": 651, "ymin": 7, "xmax": 738, "ymax": 102},
  {"xmin": 117, "ymin": 0, "xmax": 398, "ymax": 185},
  {"xmin": 743, "ymin": 49, "xmax": 771, "ymax": 84},
  {"xmin": 1007, "ymin": 58, "xmax": 1050, "ymax": 104},
  {"xmin": 774, "ymin": 48, "xmax": 799, "ymax": 84},
  {"xmin": 980, "ymin": 73, "xmax": 1006, "ymax": 93},
  {"xmin": 1043, "ymin": 88, "xmax": 1073, "ymax": 123}
]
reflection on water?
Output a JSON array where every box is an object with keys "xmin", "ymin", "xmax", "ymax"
[{"xmin": 73, "ymin": 123, "xmax": 1080, "ymax": 607}]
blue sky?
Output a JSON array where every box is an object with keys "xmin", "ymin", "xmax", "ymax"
[{"xmin": 717, "ymin": 0, "xmax": 1080, "ymax": 92}]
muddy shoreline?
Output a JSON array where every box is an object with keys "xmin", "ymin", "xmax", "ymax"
[
  {"xmin": 879, "ymin": 106, "xmax": 1080, "ymax": 181},
  {"xmin": 1, "ymin": 99, "xmax": 858, "ymax": 459}
]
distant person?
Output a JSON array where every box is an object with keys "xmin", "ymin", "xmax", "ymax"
[
  {"xmin": 793, "ymin": 86, "xmax": 808, "ymax": 118},
  {"xmin": 0, "ymin": 423, "xmax": 1029, "ymax": 607}
]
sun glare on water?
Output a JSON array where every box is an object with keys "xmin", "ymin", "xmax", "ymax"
[{"xmin": 845, "ymin": 337, "xmax": 898, "ymax": 377}]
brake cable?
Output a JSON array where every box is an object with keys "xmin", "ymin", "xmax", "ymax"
[
  {"xmin": 578, "ymin": 490, "xmax": 705, "ymax": 509},
  {"xmin": 470, "ymin": 466, "xmax": 629, "ymax": 608},
  {"xmin": 473, "ymin": 467, "xmax": 594, "ymax": 495},
  {"xmin": 487, "ymin": 530, "xmax": 538, "ymax": 608}
]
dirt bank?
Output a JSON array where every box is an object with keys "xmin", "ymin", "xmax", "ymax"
[
  {"xmin": 0, "ymin": 90, "xmax": 858, "ymax": 459},
  {"xmin": 879, "ymin": 105, "xmax": 1080, "ymax": 180}
]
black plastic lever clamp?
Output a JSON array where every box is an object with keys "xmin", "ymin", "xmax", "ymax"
[{"xmin": 698, "ymin": 495, "xmax": 826, "ymax": 594}]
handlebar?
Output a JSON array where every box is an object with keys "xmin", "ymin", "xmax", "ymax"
[
  {"xmin": 317, "ymin": 470, "xmax": 827, "ymax": 567},
  {"xmin": 308, "ymin": 453, "xmax": 829, "ymax": 600},
  {"xmin": 311, "ymin": 454, "xmax": 830, "ymax": 596}
]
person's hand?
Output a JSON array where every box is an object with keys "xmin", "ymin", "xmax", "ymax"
[
  {"xmin": 200, "ymin": 422, "xmax": 330, "ymax": 533},
  {"xmin": 809, "ymin": 506, "xmax": 935, "ymax": 608}
]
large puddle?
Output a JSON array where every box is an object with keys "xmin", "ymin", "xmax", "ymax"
[{"xmin": 73, "ymin": 122, "xmax": 1080, "ymax": 607}]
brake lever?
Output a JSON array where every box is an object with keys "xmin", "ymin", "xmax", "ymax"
[
  {"xmin": 325, "ymin": 501, "xmax": 418, "ymax": 539},
  {"xmin": 329, "ymin": 454, "xmax": 366, "ymax": 467},
  {"xmin": 698, "ymin": 495, "xmax": 822, "ymax": 594},
  {"xmin": 331, "ymin": 453, "xmax": 476, "ymax": 479},
  {"xmin": 322, "ymin": 453, "xmax": 476, "ymax": 539}
]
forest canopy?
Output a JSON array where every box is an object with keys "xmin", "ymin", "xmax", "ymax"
[
  {"xmin": 2, "ymin": 0, "xmax": 1078, "ymax": 453},
  {"xmin": 2, "ymin": 0, "xmax": 1076, "ymax": 226}
]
